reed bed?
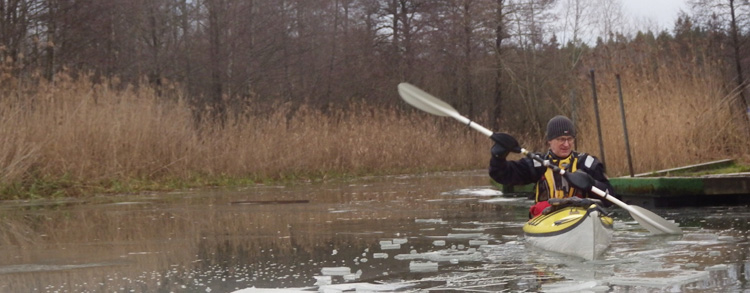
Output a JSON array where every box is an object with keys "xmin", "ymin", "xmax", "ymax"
[
  {"xmin": 0, "ymin": 77, "xmax": 490, "ymax": 199},
  {"xmin": 573, "ymin": 52, "xmax": 750, "ymax": 176},
  {"xmin": 1, "ymin": 55, "xmax": 749, "ymax": 199}
]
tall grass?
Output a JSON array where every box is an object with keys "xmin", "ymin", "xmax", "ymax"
[
  {"xmin": 573, "ymin": 47, "xmax": 750, "ymax": 176},
  {"xmin": 0, "ymin": 76, "xmax": 490, "ymax": 199},
  {"xmin": 2, "ymin": 46, "xmax": 750, "ymax": 199}
]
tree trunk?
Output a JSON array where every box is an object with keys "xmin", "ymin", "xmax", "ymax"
[
  {"xmin": 147, "ymin": 4, "xmax": 162, "ymax": 96},
  {"xmin": 180, "ymin": 0, "xmax": 192, "ymax": 97},
  {"xmin": 728, "ymin": 0, "xmax": 750, "ymax": 127},
  {"xmin": 45, "ymin": 0, "xmax": 56, "ymax": 82},
  {"xmin": 207, "ymin": 0, "xmax": 226, "ymax": 123},
  {"xmin": 463, "ymin": 1, "xmax": 474, "ymax": 119},
  {"xmin": 492, "ymin": 0, "xmax": 506, "ymax": 130}
]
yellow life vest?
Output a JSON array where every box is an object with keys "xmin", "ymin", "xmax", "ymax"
[{"xmin": 535, "ymin": 153, "xmax": 583, "ymax": 202}]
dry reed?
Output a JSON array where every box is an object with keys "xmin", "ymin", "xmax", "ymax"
[
  {"xmin": 0, "ymin": 76, "xmax": 490, "ymax": 199},
  {"xmin": 574, "ymin": 49, "xmax": 750, "ymax": 176},
  {"xmin": 2, "ymin": 51, "xmax": 749, "ymax": 199}
]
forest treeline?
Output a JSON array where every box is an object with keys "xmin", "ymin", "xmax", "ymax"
[
  {"xmin": 1, "ymin": 0, "xmax": 749, "ymax": 198},
  {"xmin": 1, "ymin": 0, "xmax": 746, "ymax": 126}
]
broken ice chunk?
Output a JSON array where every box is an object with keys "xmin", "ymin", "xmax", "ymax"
[
  {"xmin": 380, "ymin": 243, "xmax": 401, "ymax": 250},
  {"xmin": 469, "ymin": 240, "xmax": 489, "ymax": 246},
  {"xmin": 373, "ymin": 253, "xmax": 388, "ymax": 259},
  {"xmin": 409, "ymin": 261, "xmax": 438, "ymax": 272},
  {"xmin": 321, "ymin": 267, "xmax": 351, "ymax": 276}
]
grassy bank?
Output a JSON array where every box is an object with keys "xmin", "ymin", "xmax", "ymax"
[{"xmin": 1, "ymin": 69, "xmax": 749, "ymax": 200}]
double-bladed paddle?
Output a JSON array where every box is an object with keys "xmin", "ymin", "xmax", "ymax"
[{"xmin": 397, "ymin": 82, "xmax": 682, "ymax": 235}]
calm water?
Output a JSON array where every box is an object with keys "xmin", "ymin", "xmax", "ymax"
[{"xmin": 0, "ymin": 170, "xmax": 748, "ymax": 292}]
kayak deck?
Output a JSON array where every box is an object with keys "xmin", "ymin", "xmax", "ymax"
[{"xmin": 523, "ymin": 204, "xmax": 613, "ymax": 260}]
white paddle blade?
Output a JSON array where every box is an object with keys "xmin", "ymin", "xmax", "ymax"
[
  {"xmin": 629, "ymin": 205, "xmax": 683, "ymax": 235},
  {"xmin": 397, "ymin": 83, "xmax": 494, "ymax": 137},
  {"xmin": 590, "ymin": 186, "xmax": 682, "ymax": 235},
  {"xmin": 398, "ymin": 83, "xmax": 457, "ymax": 117}
]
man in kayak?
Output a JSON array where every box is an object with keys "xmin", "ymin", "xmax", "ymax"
[{"xmin": 488, "ymin": 115, "xmax": 617, "ymax": 218}]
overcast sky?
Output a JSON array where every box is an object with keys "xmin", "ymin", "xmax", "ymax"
[
  {"xmin": 622, "ymin": 0, "xmax": 689, "ymax": 30},
  {"xmin": 551, "ymin": 0, "xmax": 690, "ymax": 45}
]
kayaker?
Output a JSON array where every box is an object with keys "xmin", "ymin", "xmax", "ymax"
[{"xmin": 488, "ymin": 115, "xmax": 617, "ymax": 218}]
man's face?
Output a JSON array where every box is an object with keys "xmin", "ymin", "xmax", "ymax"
[{"xmin": 549, "ymin": 136, "xmax": 575, "ymax": 158}]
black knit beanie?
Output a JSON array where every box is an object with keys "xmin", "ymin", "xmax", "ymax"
[{"xmin": 546, "ymin": 115, "xmax": 576, "ymax": 141}]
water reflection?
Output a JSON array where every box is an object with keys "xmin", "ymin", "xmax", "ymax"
[{"xmin": 0, "ymin": 170, "xmax": 748, "ymax": 292}]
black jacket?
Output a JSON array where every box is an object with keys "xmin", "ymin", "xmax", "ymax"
[{"xmin": 489, "ymin": 150, "xmax": 616, "ymax": 205}]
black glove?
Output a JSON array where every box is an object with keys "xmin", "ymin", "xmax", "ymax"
[
  {"xmin": 490, "ymin": 133, "xmax": 521, "ymax": 158},
  {"xmin": 565, "ymin": 170, "xmax": 595, "ymax": 191}
]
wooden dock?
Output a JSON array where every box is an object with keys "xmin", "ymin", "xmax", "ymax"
[
  {"xmin": 612, "ymin": 159, "xmax": 750, "ymax": 208},
  {"xmin": 496, "ymin": 159, "xmax": 750, "ymax": 208}
]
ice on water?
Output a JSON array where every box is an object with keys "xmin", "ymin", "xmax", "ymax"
[
  {"xmin": 320, "ymin": 267, "xmax": 350, "ymax": 276},
  {"xmin": 414, "ymin": 218, "xmax": 448, "ymax": 224},
  {"xmin": 233, "ymin": 282, "xmax": 412, "ymax": 293},
  {"xmin": 231, "ymin": 191, "xmax": 749, "ymax": 293},
  {"xmin": 394, "ymin": 248, "xmax": 484, "ymax": 263},
  {"xmin": 441, "ymin": 187, "xmax": 503, "ymax": 197},
  {"xmin": 479, "ymin": 197, "xmax": 525, "ymax": 203},
  {"xmin": 409, "ymin": 261, "xmax": 438, "ymax": 272},
  {"xmin": 428, "ymin": 232, "xmax": 486, "ymax": 239},
  {"xmin": 372, "ymin": 253, "xmax": 388, "ymax": 259}
]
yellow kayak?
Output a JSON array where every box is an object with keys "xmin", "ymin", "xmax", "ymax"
[{"xmin": 523, "ymin": 204, "xmax": 614, "ymax": 260}]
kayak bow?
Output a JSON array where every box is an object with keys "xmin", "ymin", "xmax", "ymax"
[{"xmin": 523, "ymin": 204, "xmax": 613, "ymax": 260}]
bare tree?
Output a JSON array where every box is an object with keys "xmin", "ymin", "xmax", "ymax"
[
  {"xmin": 0, "ymin": 0, "xmax": 43, "ymax": 81},
  {"xmin": 502, "ymin": 0, "xmax": 559, "ymax": 136},
  {"xmin": 204, "ymin": 0, "xmax": 227, "ymax": 122},
  {"xmin": 13, "ymin": 0, "xmax": 745, "ymax": 140},
  {"xmin": 42, "ymin": 0, "xmax": 56, "ymax": 81},
  {"xmin": 555, "ymin": 0, "xmax": 596, "ymax": 47},
  {"xmin": 460, "ymin": 0, "xmax": 475, "ymax": 119},
  {"xmin": 690, "ymin": 0, "xmax": 750, "ymax": 125},
  {"xmin": 491, "ymin": 0, "xmax": 507, "ymax": 129},
  {"xmin": 139, "ymin": 0, "xmax": 177, "ymax": 94},
  {"xmin": 592, "ymin": 0, "xmax": 625, "ymax": 42}
]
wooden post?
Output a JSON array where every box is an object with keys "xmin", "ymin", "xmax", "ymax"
[
  {"xmin": 616, "ymin": 74, "xmax": 635, "ymax": 177},
  {"xmin": 589, "ymin": 69, "xmax": 606, "ymax": 165}
]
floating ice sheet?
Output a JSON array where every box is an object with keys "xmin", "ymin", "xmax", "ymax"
[
  {"xmin": 441, "ymin": 188, "xmax": 503, "ymax": 197},
  {"xmin": 479, "ymin": 197, "xmax": 525, "ymax": 203},
  {"xmin": 392, "ymin": 238, "xmax": 408, "ymax": 244},
  {"xmin": 415, "ymin": 218, "xmax": 447, "ymax": 224},
  {"xmin": 395, "ymin": 249, "xmax": 484, "ymax": 262},
  {"xmin": 380, "ymin": 243, "xmax": 401, "ymax": 250},
  {"xmin": 317, "ymin": 282, "xmax": 414, "ymax": 292},
  {"xmin": 409, "ymin": 261, "xmax": 438, "ymax": 272},
  {"xmin": 320, "ymin": 267, "xmax": 351, "ymax": 276},
  {"xmin": 232, "ymin": 287, "xmax": 312, "ymax": 293},
  {"xmin": 373, "ymin": 253, "xmax": 388, "ymax": 259},
  {"xmin": 452, "ymin": 227, "xmax": 485, "ymax": 232},
  {"xmin": 608, "ymin": 270, "xmax": 711, "ymax": 288},
  {"xmin": 469, "ymin": 240, "xmax": 489, "ymax": 246},
  {"xmin": 314, "ymin": 275, "xmax": 331, "ymax": 286},
  {"xmin": 233, "ymin": 282, "xmax": 414, "ymax": 293},
  {"xmin": 428, "ymin": 233, "xmax": 485, "ymax": 239},
  {"xmin": 328, "ymin": 209, "xmax": 355, "ymax": 214},
  {"xmin": 541, "ymin": 280, "xmax": 599, "ymax": 292}
]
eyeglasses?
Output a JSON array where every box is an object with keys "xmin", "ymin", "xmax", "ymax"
[{"xmin": 553, "ymin": 136, "xmax": 575, "ymax": 144}]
